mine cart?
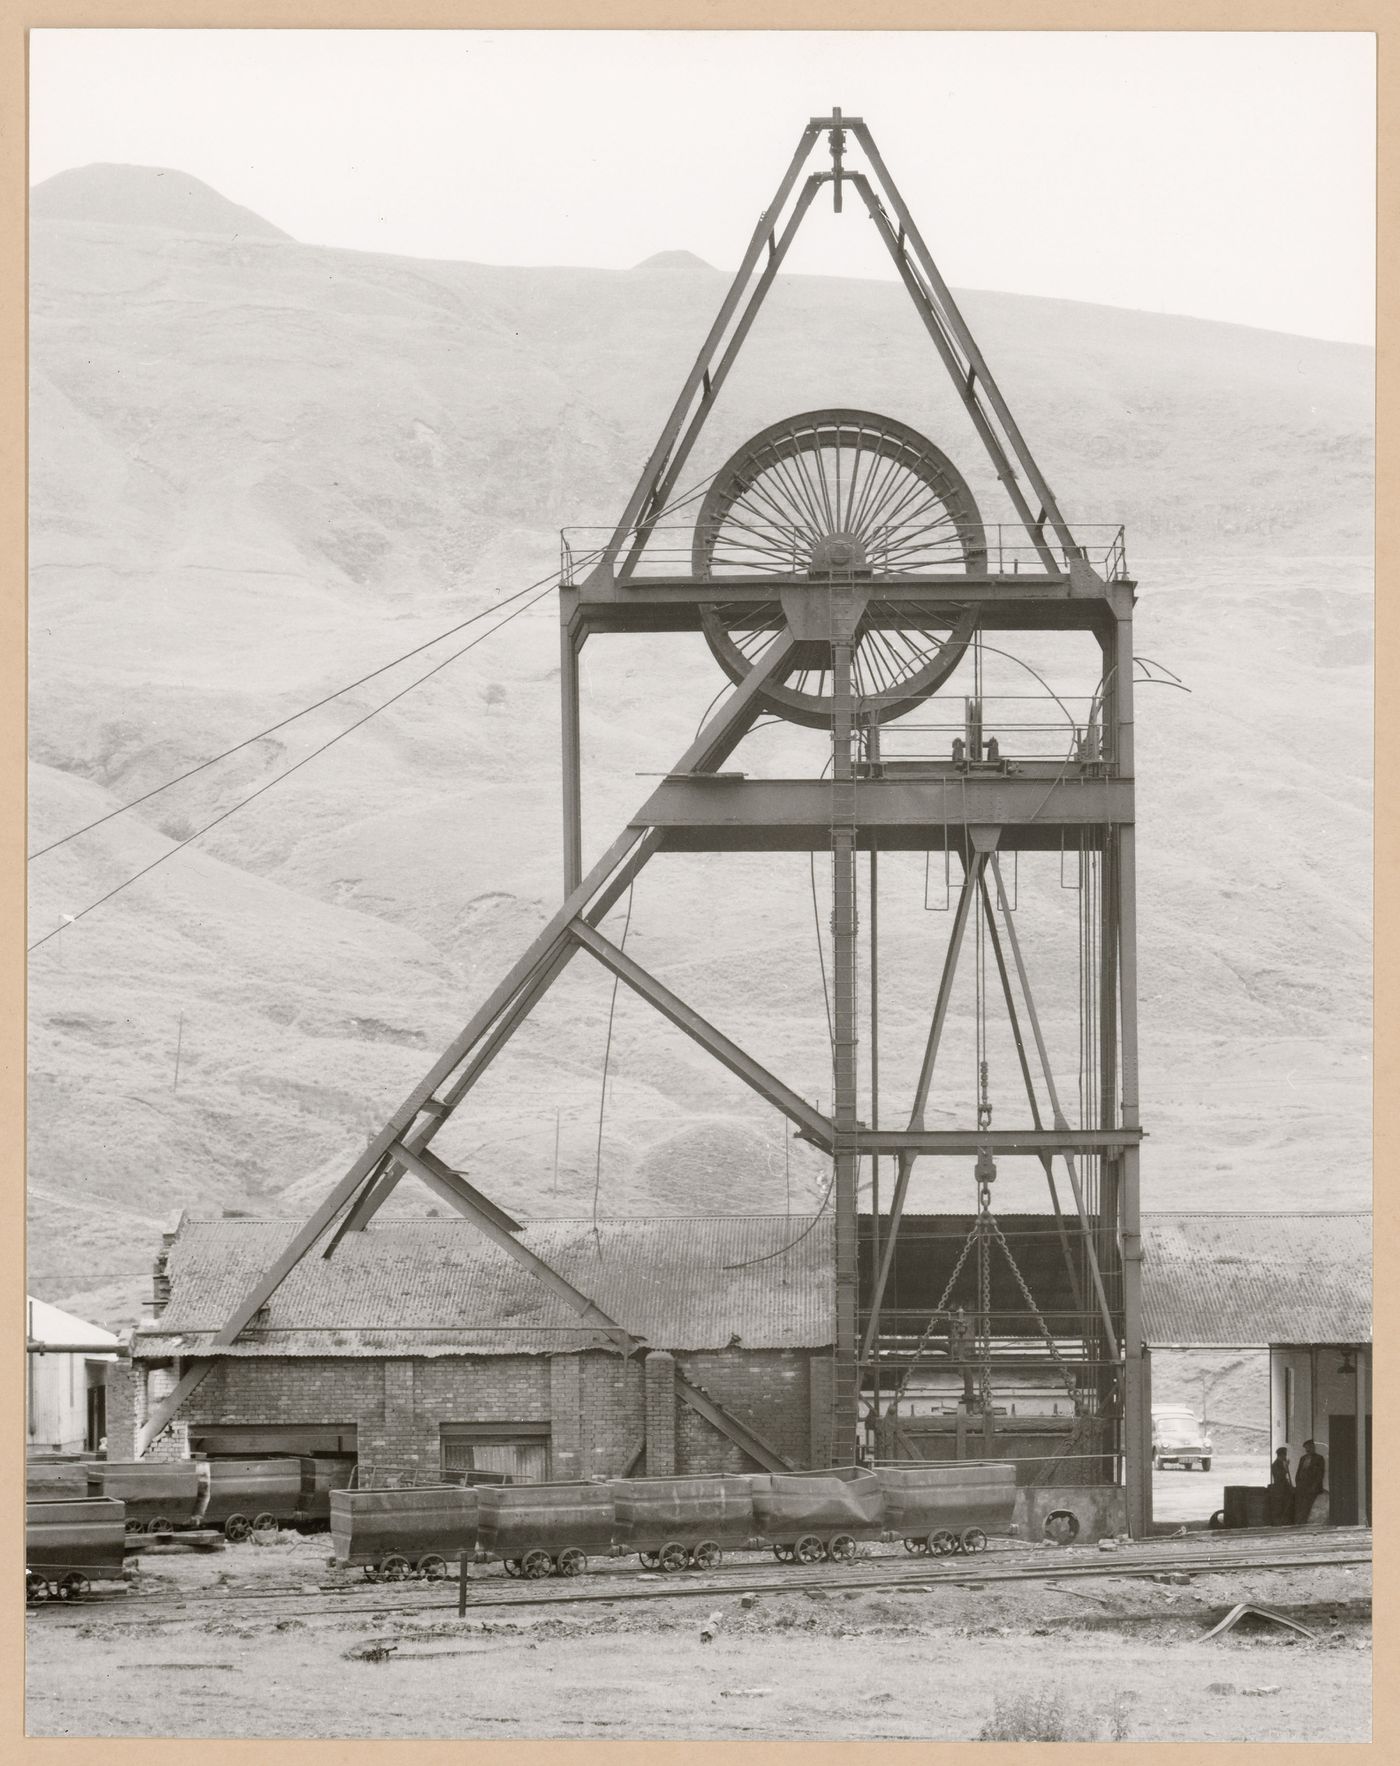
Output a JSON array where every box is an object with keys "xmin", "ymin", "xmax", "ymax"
[
  {"xmin": 476, "ymin": 1480, "xmax": 616, "ymax": 1580},
  {"xmin": 295, "ymin": 1455, "xmax": 357, "ymax": 1528},
  {"xmin": 330, "ymin": 1485, "xmax": 478, "ymax": 1581},
  {"xmin": 26, "ymin": 1497, "xmax": 130, "ymax": 1602},
  {"xmin": 88, "ymin": 1460, "xmax": 203, "ymax": 1533},
  {"xmin": 610, "ymin": 1473, "xmax": 755, "ymax": 1571},
  {"xmin": 876, "ymin": 1459, "xmax": 1018, "ymax": 1556},
  {"xmin": 203, "ymin": 1457, "xmax": 304, "ymax": 1540},
  {"xmin": 749, "ymin": 1466, "xmax": 884, "ymax": 1563}
]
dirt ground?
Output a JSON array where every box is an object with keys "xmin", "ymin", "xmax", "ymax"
[
  {"xmin": 1151, "ymin": 1450, "xmax": 1269, "ymax": 1526},
  {"xmin": 26, "ymin": 1526, "xmax": 1371, "ymax": 1743}
]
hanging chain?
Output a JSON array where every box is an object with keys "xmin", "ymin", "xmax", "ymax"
[
  {"xmin": 982, "ymin": 1204, "xmax": 1077, "ymax": 1396},
  {"xmin": 886, "ymin": 1221, "xmax": 980, "ymax": 1409},
  {"xmin": 976, "ymin": 1179, "xmax": 994, "ymax": 1414}
]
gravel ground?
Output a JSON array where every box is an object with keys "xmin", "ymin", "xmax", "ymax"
[{"xmin": 26, "ymin": 1527, "xmax": 1371, "ymax": 1742}]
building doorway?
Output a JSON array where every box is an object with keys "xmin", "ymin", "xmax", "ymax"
[
  {"xmin": 1328, "ymin": 1414, "xmax": 1372, "ymax": 1525},
  {"xmin": 84, "ymin": 1379, "xmax": 106, "ymax": 1454},
  {"xmin": 439, "ymin": 1423, "xmax": 550, "ymax": 1483}
]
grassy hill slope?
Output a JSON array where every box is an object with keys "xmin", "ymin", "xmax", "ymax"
[{"xmin": 28, "ymin": 168, "xmax": 1372, "ymax": 1326}]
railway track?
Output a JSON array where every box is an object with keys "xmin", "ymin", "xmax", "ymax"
[{"xmin": 31, "ymin": 1528, "xmax": 1371, "ymax": 1631}]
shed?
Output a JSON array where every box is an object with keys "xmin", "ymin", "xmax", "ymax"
[
  {"xmin": 125, "ymin": 1214, "xmax": 837, "ymax": 1482},
  {"xmin": 26, "ymin": 1296, "xmax": 120, "ymax": 1457}
]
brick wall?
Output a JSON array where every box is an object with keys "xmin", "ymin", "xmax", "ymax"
[
  {"xmin": 549, "ymin": 1356, "xmax": 581, "ymax": 1479},
  {"xmin": 133, "ymin": 1344, "xmax": 820, "ymax": 1478},
  {"xmin": 644, "ymin": 1352, "xmax": 676, "ymax": 1475},
  {"xmin": 104, "ymin": 1360, "xmax": 138, "ymax": 1461},
  {"xmin": 674, "ymin": 1348, "xmax": 815, "ymax": 1472}
]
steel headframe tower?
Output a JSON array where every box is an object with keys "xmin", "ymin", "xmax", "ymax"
[{"xmin": 137, "ymin": 113, "xmax": 1148, "ymax": 1532}]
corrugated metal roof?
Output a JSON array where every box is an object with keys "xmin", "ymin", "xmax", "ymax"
[
  {"xmin": 131, "ymin": 1209, "xmax": 1371, "ymax": 1360},
  {"xmin": 1141, "ymin": 1212, "xmax": 1371, "ymax": 1347},
  {"xmin": 133, "ymin": 1214, "xmax": 836, "ymax": 1359}
]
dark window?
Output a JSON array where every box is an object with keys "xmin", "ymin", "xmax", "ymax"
[{"xmin": 439, "ymin": 1423, "xmax": 550, "ymax": 1483}]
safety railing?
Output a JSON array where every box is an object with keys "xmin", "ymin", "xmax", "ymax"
[
  {"xmin": 874, "ymin": 694, "xmax": 1113, "ymax": 768},
  {"xmin": 560, "ymin": 522, "xmax": 1131, "ymax": 587}
]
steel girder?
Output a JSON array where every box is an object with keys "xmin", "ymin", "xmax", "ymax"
[{"xmin": 139, "ymin": 118, "xmax": 1144, "ymax": 1528}]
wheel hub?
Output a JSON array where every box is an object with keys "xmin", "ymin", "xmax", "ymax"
[{"xmin": 806, "ymin": 531, "xmax": 870, "ymax": 575}]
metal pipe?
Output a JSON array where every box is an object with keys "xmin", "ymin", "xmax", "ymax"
[
  {"xmin": 560, "ymin": 623, "xmax": 583, "ymax": 893},
  {"xmin": 829, "ymin": 601, "xmax": 861, "ymax": 1457},
  {"xmin": 868, "ymin": 835, "xmax": 881, "ymax": 1420}
]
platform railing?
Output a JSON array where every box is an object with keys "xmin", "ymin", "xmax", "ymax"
[{"xmin": 560, "ymin": 522, "xmax": 1130, "ymax": 587}]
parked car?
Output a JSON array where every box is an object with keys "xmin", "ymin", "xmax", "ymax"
[{"xmin": 1152, "ymin": 1406, "xmax": 1213, "ymax": 1471}]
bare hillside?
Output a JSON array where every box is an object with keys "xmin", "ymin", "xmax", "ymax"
[{"xmin": 28, "ymin": 166, "xmax": 1372, "ymax": 1327}]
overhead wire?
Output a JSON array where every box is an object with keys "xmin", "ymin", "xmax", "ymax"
[
  {"xmin": 34, "ymin": 473, "xmax": 724, "ymax": 866},
  {"xmin": 28, "ymin": 571, "xmax": 559, "ymax": 863},
  {"xmin": 721, "ymin": 1161, "xmax": 838, "ymax": 1270},
  {"xmin": 28, "ymin": 579, "xmax": 556, "ymax": 952}
]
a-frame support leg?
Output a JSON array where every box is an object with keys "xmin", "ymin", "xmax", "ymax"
[{"xmin": 136, "ymin": 637, "xmax": 798, "ymax": 1454}]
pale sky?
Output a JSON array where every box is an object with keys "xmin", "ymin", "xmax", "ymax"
[{"xmin": 29, "ymin": 29, "xmax": 1375, "ymax": 344}]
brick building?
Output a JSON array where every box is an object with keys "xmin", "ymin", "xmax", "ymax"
[{"xmin": 120, "ymin": 1214, "xmax": 836, "ymax": 1481}]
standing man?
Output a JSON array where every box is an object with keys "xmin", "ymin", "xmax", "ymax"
[
  {"xmin": 1294, "ymin": 1439, "xmax": 1326, "ymax": 1524},
  {"xmin": 1268, "ymin": 1445, "xmax": 1294, "ymax": 1525},
  {"xmin": 947, "ymin": 1306, "xmax": 975, "ymax": 1410}
]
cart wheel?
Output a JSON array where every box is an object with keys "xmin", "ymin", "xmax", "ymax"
[
  {"xmin": 252, "ymin": 1513, "xmax": 278, "ymax": 1537},
  {"xmin": 124, "ymin": 1518, "xmax": 146, "ymax": 1535},
  {"xmin": 147, "ymin": 1515, "xmax": 174, "ymax": 1536},
  {"xmin": 503, "ymin": 1558, "xmax": 524, "ymax": 1578},
  {"xmin": 224, "ymin": 1514, "xmax": 252, "ymax": 1542},
  {"xmin": 690, "ymin": 1540, "xmax": 722, "ymax": 1570},
  {"xmin": 827, "ymin": 1533, "xmax": 857, "ymax": 1562},
  {"xmin": 772, "ymin": 1544, "xmax": 794, "ymax": 1563},
  {"xmin": 362, "ymin": 1564, "xmax": 381, "ymax": 1582},
  {"xmin": 557, "ymin": 1548, "xmax": 587, "ymax": 1577},
  {"xmin": 659, "ymin": 1542, "xmax": 689, "ymax": 1574},
  {"xmin": 1208, "ymin": 1509, "xmax": 1225, "ymax": 1532},
  {"xmin": 960, "ymin": 1527, "xmax": 987, "ymax": 1555},
  {"xmin": 902, "ymin": 1536, "xmax": 930, "ymax": 1557},
  {"xmin": 417, "ymin": 1555, "xmax": 448, "ymax": 1581},
  {"xmin": 58, "ymin": 1572, "xmax": 91, "ymax": 1601},
  {"xmin": 380, "ymin": 1555, "xmax": 411, "ymax": 1581},
  {"xmin": 521, "ymin": 1550, "xmax": 553, "ymax": 1581},
  {"xmin": 929, "ymin": 1529, "xmax": 957, "ymax": 1556},
  {"xmin": 26, "ymin": 1571, "xmax": 51, "ymax": 1605},
  {"xmin": 638, "ymin": 1551, "xmax": 661, "ymax": 1570},
  {"xmin": 794, "ymin": 1534, "xmax": 824, "ymax": 1565}
]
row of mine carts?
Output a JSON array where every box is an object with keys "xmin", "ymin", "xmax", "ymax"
[
  {"xmin": 332, "ymin": 1461, "xmax": 1019, "ymax": 1583},
  {"xmin": 95, "ymin": 1456, "xmax": 353, "ymax": 1540},
  {"xmin": 26, "ymin": 1456, "xmax": 352, "ymax": 1603}
]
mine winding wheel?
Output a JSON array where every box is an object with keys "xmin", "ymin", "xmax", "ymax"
[{"xmin": 694, "ymin": 408, "xmax": 984, "ymax": 730}]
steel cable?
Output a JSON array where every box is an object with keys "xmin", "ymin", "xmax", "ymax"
[{"xmin": 28, "ymin": 580, "xmax": 556, "ymax": 952}]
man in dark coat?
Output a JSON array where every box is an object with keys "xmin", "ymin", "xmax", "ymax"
[
  {"xmin": 1294, "ymin": 1439, "xmax": 1326, "ymax": 1524},
  {"xmin": 1268, "ymin": 1445, "xmax": 1294, "ymax": 1524},
  {"xmin": 947, "ymin": 1306, "xmax": 976, "ymax": 1409}
]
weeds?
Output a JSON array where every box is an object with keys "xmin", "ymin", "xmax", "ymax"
[{"xmin": 978, "ymin": 1684, "xmax": 1133, "ymax": 1742}]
